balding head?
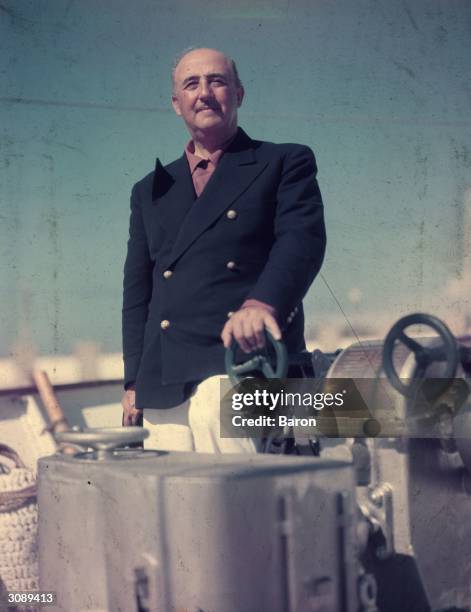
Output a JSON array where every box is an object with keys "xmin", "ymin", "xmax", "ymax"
[{"xmin": 172, "ymin": 47, "xmax": 243, "ymax": 92}]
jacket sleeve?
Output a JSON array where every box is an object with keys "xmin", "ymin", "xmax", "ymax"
[
  {"xmin": 246, "ymin": 145, "xmax": 326, "ymax": 323},
  {"xmin": 122, "ymin": 183, "xmax": 153, "ymax": 387}
]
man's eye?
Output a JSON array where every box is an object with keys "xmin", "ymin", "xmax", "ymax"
[{"xmin": 184, "ymin": 81, "xmax": 198, "ymax": 89}]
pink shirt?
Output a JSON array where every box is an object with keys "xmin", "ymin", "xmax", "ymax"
[{"xmin": 185, "ymin": 141, "xmax": 225, "ymax": 197}]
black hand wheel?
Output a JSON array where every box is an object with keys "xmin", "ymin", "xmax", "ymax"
[
  {"xmin": 225, "ymin": 330, "xmax": 288, "ymax": 385},
  {"xmin": 382, "ymin": 313, "xmax": 459, "ymax": 399}
]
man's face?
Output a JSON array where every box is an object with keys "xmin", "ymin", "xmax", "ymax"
[{"xmin": 172, "ymin": 49, "xmax": 244, "ymax": 139}]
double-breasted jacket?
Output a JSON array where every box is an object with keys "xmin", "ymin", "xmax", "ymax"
[{"xmin": 122, "ymin": 128, "xmax": 326, "ymax": 408}]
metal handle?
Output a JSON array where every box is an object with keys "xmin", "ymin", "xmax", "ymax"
[{"xmin": 55, "ymin": 427, "xmax": 149, "ymax": 453}]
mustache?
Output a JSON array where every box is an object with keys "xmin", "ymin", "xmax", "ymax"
[{"xmin": 196, "ymin": 104, "xmax": 221, "ymax": 112}]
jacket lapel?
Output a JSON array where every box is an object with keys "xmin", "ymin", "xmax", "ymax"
[
  {"xmin": 151, "ymin": 156, "xmax": 196, "ymax": 238},
  {"xmin": 164, "ymin": 128, "xmax": 268, "ymax": 268}
]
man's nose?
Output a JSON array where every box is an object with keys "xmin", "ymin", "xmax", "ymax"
[{"xmin": 198, "ymin": 79, "xmax": 212, "ymax": 98}]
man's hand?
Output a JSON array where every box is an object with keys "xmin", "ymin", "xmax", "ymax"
[
  {"xmin": 221, "ymin": 304, "xmax": 282, "ymax": 353},
  {"xmin": 121, "ymin": 388, "xmax": 143, "ymax": 426}
]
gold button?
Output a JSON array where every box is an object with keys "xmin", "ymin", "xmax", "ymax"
[
  {"xmin": 160, "ymin": 320, "xmax": 170, "ymax": 330},
  {"xmin": 226, "ymin": 261, "xmax": 237, "ymax": 270},
  {"xmin": 226, "ymin": 209, "xmax": 237, "ymax": 220},
  {"xmin": 227, "ymin": 311, "xmax": 234, "ymax": 318},
  {"xmin": 163, "ymin": 270, "xmax": 173, "ymax": 279}
]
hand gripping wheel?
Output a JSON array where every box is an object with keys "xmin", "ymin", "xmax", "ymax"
[
  {"xmin": 225, "ymin": 330, "xmax": 288, "ymax": 385},
  {"xmin": 382, "ymin": 313, "xmax": 459, "ymax": 399}
]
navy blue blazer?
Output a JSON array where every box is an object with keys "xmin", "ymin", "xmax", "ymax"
[{"xmin": 122, "ymin": 128, "xmax": 326, "ymax": 409}]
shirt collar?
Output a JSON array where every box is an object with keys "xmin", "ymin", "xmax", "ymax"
[{"xmin": 184, "ymin": 133, "xmax": 236, "ymax": 174}]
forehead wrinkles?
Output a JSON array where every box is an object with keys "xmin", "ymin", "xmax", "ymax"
[{"xmin": 175, "ymin": 55, "xmax": 233, "ymax": 85}]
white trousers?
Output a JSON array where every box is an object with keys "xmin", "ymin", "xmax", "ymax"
[{"xmin": 143, "ymin": 375, "xmax": 259, "ymax": 454}]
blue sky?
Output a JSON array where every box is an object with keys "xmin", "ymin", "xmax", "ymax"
[{"xmin": 1, "ymin": 0, "xmax": 470, "ymax": 356}]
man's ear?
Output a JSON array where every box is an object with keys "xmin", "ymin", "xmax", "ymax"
[
  {"xmin": 171, "ymin": 95, "xmax": 182, "ymax": 116},
  {"xmin": 236, "ymin": 86, "xmax": 245, "ymax": 108}
]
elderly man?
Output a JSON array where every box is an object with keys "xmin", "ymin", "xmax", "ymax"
[{"xmin": 122, "ymin": 47, "xmax": 326, "ymax": 452}]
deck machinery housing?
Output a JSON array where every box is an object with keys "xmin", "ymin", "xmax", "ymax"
[{"xmin": 37, "ymin": 314, "xmax": 471, "ymax": 611}]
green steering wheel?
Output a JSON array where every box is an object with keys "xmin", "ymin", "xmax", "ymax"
[{"xmin": 225, "ymin": 330, "xmax": 288, "ymax": 385}]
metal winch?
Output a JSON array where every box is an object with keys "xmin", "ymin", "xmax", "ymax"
[{"xmin": 224, "ymin": 312, "xmax": 471, "ymax": 611}]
